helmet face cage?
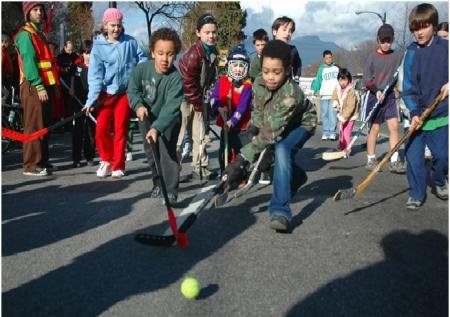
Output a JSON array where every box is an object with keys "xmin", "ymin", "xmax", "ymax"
[{"xmin": 227, "ymin": 56, "xmax": 249, "ymax": 82}]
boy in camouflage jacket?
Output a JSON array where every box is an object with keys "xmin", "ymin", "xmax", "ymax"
[{"xmin": 224, "ymin": 40, "xmax": 317, "ymax": 232}]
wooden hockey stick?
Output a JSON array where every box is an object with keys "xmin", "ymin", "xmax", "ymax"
[{"xmin": 333, "ymin": 90, "xmax": 445, "ymax": 201}]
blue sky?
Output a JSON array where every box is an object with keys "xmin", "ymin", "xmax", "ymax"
[{"xmin": 93, "ymin": 1, "xmax": 449, "ymax": 49}]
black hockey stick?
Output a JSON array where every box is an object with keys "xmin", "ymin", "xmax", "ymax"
[
  {"xmin": 134, "ymin": 176, "xmax": 227, "ymax": 247},
  {"xmin": 214, "ymin": 146, "xmax": 269, "ymax": 206},
  {"xmin": 59, "ymin": 78, "xmax": 97, "ymax": 124},
  {"xmin": 134, "ymin": 138, "xmax": 189, "ymax": 247}
]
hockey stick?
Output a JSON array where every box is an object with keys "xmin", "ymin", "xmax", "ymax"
[
  {"xmin": 333, "ymin": 90, "xmax": 445, "ymax": 201},
  {"xmin": 2, "ymin": 110, "xmax": 85, "ymax": 143},
  {"xmin": 214, "ymin": 146, "xmax": 270, "ymax": 206},
  {"xmin": 134, "ymin": 138, "xmax": 189, "ymax": 248},
  {"xmin": 59, "ymin": 78, "xmax": 97, "ymax": 124},
  {"xmin": 134, "ymin": 176, "xmax": 227, "ymax": 247},
  {"xmin": 222, "ymin": 111, "xmax": 229, "ymax": 169},
  {"xmin": 134, "ymin": 146, "xmax": 272, "ymax": 247},
  {"xmin": 209, "ymin": 127, "xmax": 220, "ymax": 140},
  {"xmin": 322, "ymin": 69, "xmax": 399, "ymax": 161},
  {"xmin": 2, "ymin": 90, "xmax": 113, "ymax": 143}
]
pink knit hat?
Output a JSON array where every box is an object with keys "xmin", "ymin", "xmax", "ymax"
[{"xmin": 103, "ymin": 8, "xmax": 123, "ymax": 23}]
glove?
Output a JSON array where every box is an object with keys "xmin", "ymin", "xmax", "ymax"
[
  {"xmin": 258, "ymin": 144, "xmax": 275, "ymax": 172},
  {"xmin": 246, "ymin": 123, "xmax": 259, "ymax": 137},
  {"xmin": 224, "ymin": 155, "xmax": 250, "ymax": 190}
]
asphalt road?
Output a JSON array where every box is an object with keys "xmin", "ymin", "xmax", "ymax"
[{"xmin": 2, "ymin": 125, "xmax": 448, "ymax": 317}]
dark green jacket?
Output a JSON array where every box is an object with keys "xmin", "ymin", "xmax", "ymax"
[
  {"xmin": 240, "ymin": 75, "xmax": 317, "ymax": 161},
  {"xmin": 127, "ymin": 60, "xmax": 183, "ymax": 134}
]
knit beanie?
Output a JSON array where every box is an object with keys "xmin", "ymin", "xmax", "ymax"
[
  {"xmin": 103, "ymin": 8, "xmax": 123, "ymax": 24},
  {"xmin": 22, "ymin": 2, "xmax": 46, "ymax": 22}
]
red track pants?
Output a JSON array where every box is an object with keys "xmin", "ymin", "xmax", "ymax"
[{"xmin": 95, "ymin": 92, "xmax": 130, "ymax": 171}]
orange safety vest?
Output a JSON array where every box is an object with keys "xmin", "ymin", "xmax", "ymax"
[{"xmin": 14, "ymin": 23, "xmax": 59, "ymax": 86}]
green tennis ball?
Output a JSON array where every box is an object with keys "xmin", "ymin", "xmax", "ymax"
[{"xmin": 181, "ymin": 277, "xmax": 200, "ymax": 299}]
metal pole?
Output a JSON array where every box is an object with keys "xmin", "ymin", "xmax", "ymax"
[
  {"xmin": 109, "ymin": 1, "xmax": 117, "ymax": 8},
  {"xmin": 59, "ymin": 23, "xmax": 65, "ymax": 52},
  {"xmin": 355, "ymin": 11, "xmax": 386, "ymax": 24}
]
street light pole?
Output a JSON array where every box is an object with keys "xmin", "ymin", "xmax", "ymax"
[{"xmin": 355, "ymin": 10, "xmax": 386, "ymax": 24}]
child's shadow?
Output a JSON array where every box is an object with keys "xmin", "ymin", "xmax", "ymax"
[{"xmin": 290, "ymin": 175, "xmax": 353, "ymax": 230}]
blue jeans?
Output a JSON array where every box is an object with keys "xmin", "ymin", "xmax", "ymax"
[
  {"xmin": 320, "ymin": 98, "xmax": 337, "ymax": 138},
  {"xmin": 405, "ymin": 125, "xmax": 448, "ymax": 201},
  {"xmin": 268, "ymin": 126, "xmax": 313, "ymax": 220}
]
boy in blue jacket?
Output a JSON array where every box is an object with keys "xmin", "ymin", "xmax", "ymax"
[{"xmin": 402, "ymin": 3, "xmax": 448, "ymax": 210}]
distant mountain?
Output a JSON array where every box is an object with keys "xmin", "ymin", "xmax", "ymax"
[{"xmin": 244, "ymin": 35, "xmax": 343, "ymax": 74}]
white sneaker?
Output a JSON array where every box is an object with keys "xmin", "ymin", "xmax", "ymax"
[
  {"xmin": 96, "ymin": 161, "xmax": 111, "ymax": 177},
  {"xmin": 111, "ymin": 170, "xmax": 125, "ymax": 178},
  {"xmin": 126, "ymin": 152, "xmax": 133, "ymax": 161}
]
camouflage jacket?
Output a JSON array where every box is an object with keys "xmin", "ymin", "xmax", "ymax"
[{"xmin": 240, "ymin": 75, "xmax": 317, "ymax": 162}]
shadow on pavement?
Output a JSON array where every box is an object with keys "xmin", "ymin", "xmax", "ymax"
[
  {"xmin": 2, "ymin": 175, "xmax": 150, "ymax": 256},
  {"xmin": 2, "ymin": 203, "xmax": 256, "ymax": 316},
  {"xmin": 290, "ymin": 175, "xmax": 353, "ymax": 231},
  {"xmin": 284, "ymin": 230, "xmax": 448, "ymax": 317}
]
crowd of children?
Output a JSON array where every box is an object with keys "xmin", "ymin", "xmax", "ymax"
[{"xmin": 8, "ymin": 2, "xmax": 448, "ymax": 231}]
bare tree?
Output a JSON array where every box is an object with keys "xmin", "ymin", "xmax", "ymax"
[
  {"xmin": 66, "ymin": 2, "xmax": 95, "ymax": 50},
  {"xmin": 134, "ymin": 2, "xmax": 194, "ymax": 43}
]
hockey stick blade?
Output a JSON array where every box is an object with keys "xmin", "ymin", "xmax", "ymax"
[
  {"xmin": 134, "ymin": 232, "xmax": 176, "ymax": 247},
  {"xmin": 322, "ymin": 150, "xmax": 346, "ymax": 161},
  {"xmin": 134, "ymin": 181, "xmax": 224, "ymax": 247},
  {"xmin": 134, "ymin": 213, "xmax": 197, "ymax": 247},
  {"xmin": 333, "ymin": 188, "xmax": 356, "ymax": 201}
]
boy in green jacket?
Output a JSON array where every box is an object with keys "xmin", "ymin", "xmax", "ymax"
[
  {"xmin": 127, "ymin": 28, "xmax": 184, "ymax": 205},
  {"xmin": 224, "ymin": 40, "xmax": 317, "ymax": 232}
]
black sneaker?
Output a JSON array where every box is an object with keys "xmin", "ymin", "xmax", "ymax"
[
  {"xmin": 73, "ymin": 161, "xmax": 82, "ymax": 168},
  {"xmin": 269, "ymin": 214, "xmax": 290, "ymax": 233},
  {"xmin": 150, "ymin": 186, "xmax": 162, "ymax": 198}
]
